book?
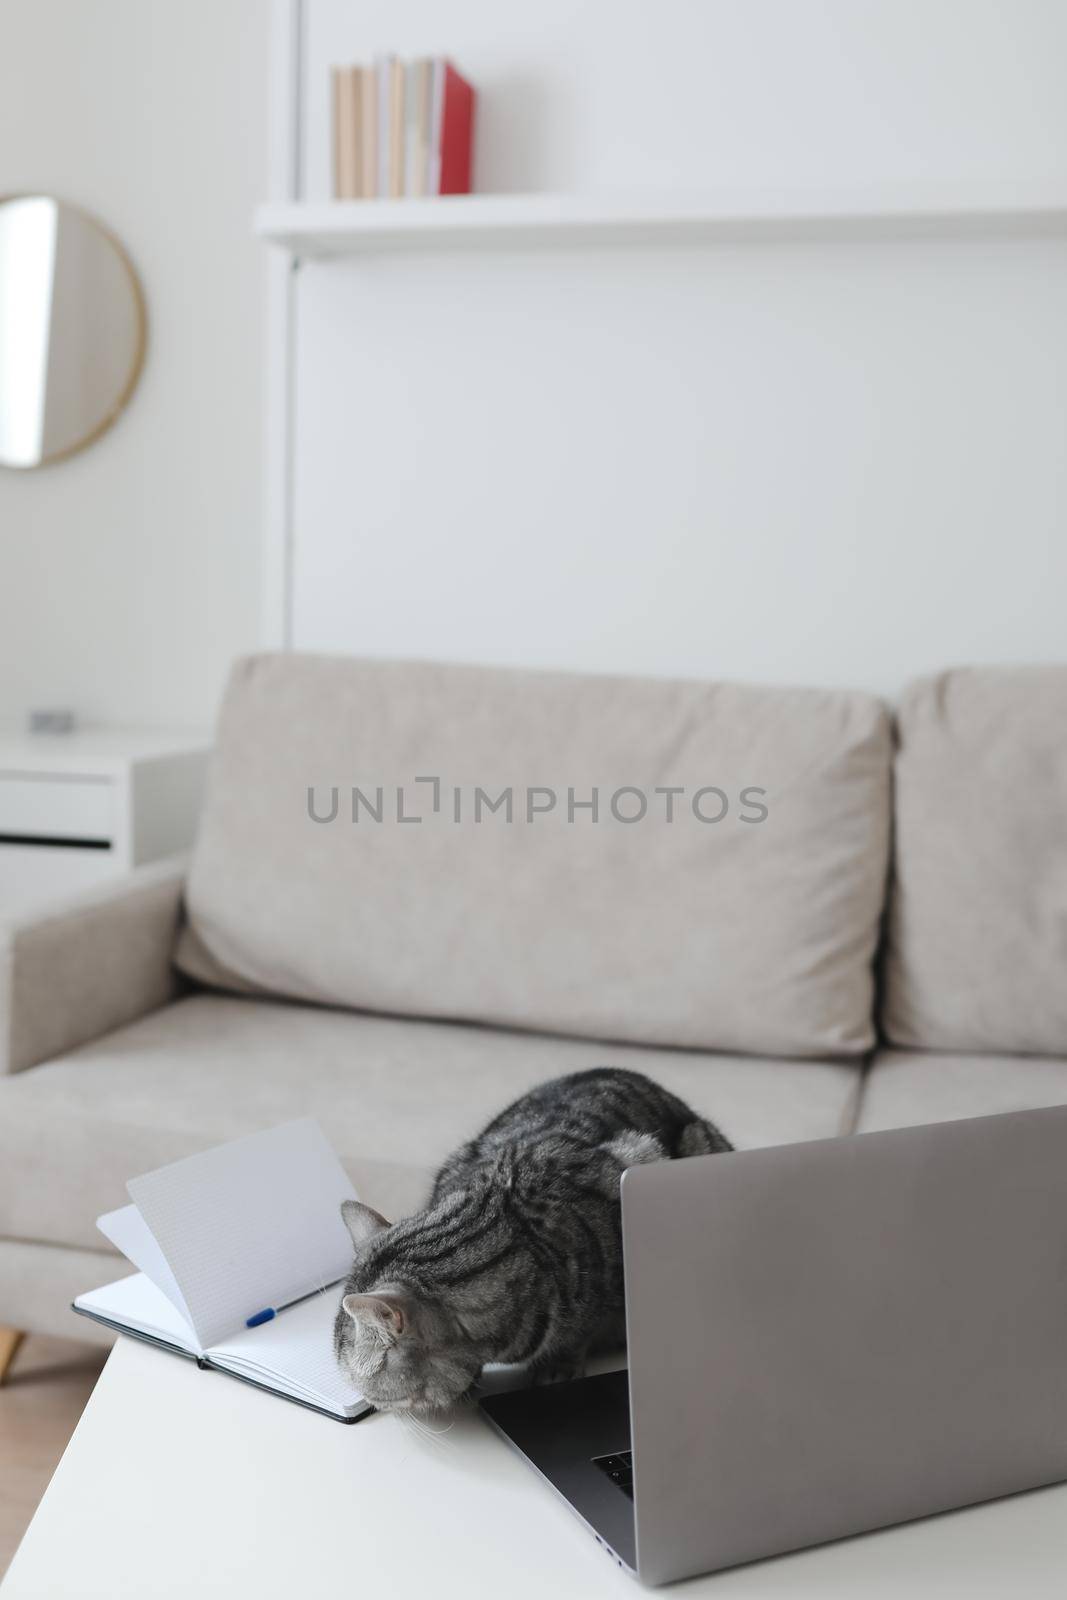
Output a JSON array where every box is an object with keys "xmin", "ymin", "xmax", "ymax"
[
  {"xmin": 331, "ymin": 65, "xmax": 363, "ymax": 200},
  {"xmin": 360, "ymin": 63, "xmax": 378, "ymax": 198},
  {"xmin": 330, "ymin": 54, "xmax": 473, "ymax": 199},
  {"xmin": 375, "ymin": 55, "xmax": 394, "ymax": 200},
  {"xmin": 349, "ymin": 66, "xmax": 365, "ymax": 198},
  {"xmin": 331, "ymin": 66, "xmax": 345, "ymax": 198},
  {"xmin": 389, "ymin": 56, "xmax": 405, "ymax": 198},
  {"xmin": 429, "ymin": 59, "xmax": 476, "ymax": 196},
  {"xmin": 404, "ymin": 58, "xmax": 431, "ymax": 197},
  {"xmin": 73, "ymin": 1119, "xmax": 371, "ymax": 1424}
]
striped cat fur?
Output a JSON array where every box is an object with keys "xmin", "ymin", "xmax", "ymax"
[{"xmin": 333, "ymin": 1067, "xmax": 732, "ymax": 1415}]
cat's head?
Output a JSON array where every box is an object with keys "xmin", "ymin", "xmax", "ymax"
[{"xmin": 333, "ymin": 1200, "xmax": 482, "ymax": 1415}]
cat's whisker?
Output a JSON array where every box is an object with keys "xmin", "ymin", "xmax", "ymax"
[
  {"xmin": 395, "ymin": 1407, "xmax": 452, "ymax": 1448},
  {"xmin": 415, "ymin": 1411, "xmax": 456, "ymax": 1438}
]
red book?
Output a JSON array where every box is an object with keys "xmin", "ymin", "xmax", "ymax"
[{"xmin": 431, "ymin": 60, "xmax": 475, "ymax": 195}]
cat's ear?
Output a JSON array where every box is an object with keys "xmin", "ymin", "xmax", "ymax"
[
  {"xmin": 341, "ymin": 1199, "xmax": 391, "ymax": 1248},
  {"xmin": 342, "ymin": 1292, "xmax": 407, "ymax": 1338}
]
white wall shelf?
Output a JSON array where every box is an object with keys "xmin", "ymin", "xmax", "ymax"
[{"xmin": 255, "ymin": 185, "xmax": 1067, "ymax": 258}]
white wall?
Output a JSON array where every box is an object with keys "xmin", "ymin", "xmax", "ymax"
[
  {"xmin": 289, "ymin": 0, "xmax": 1067, "ymax": 694},
  {"xmin": 0, "ymin": 0, "xmax": 268, "ymax": 730}
]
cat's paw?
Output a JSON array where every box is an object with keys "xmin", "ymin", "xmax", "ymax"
[{"xmin": 530, "ymin": 1354, "xmax": 587, "ymax": 1387}]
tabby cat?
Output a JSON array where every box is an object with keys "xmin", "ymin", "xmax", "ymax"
[{"xmin": 333, "ymin": 1067, "xmax": 732, "ymax": 1415}]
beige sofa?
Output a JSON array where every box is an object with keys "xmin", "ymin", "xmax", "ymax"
[{"xmin": 2, "ymin": 654, "xmax": 1065, "ymax": 1346}]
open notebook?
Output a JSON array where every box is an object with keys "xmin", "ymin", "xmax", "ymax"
[{"xmin": 73, "ymin": 1119, "xmax": 372, "ymax": 1423}]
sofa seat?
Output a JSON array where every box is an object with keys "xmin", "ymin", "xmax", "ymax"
[
  {"xmin": 855, "ymin": 1049, "xmax": 1067, "ymax": 1133},
  {"xmin": 0, "ymin": 994, "xmax": 864, "ymax": 1257}
]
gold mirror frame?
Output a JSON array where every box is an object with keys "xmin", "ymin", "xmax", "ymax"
[{"xmin": 0, "ymin": 194, "xmax": 147, "ymax": 470}]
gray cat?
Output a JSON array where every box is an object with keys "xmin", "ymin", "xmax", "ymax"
[{"xmin": 333, "ymin": 1067, "xmax": 731, "ymax": 1415}]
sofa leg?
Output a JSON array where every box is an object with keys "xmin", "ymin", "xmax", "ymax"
[{"xmin": 0, "ymin": 1325, "xmax": 25, "ymax": 1384}]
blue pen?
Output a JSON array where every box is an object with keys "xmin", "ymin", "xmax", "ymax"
[
  {"xmin": 245, "ymin": 1306, "xmax": 279, "ymax": 1328},
  {"xmin": 245, "ymin": 1280, "xmax": 341, "ymax": 1329}
]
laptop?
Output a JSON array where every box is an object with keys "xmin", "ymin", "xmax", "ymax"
[{"xmin": 479, "ymin": 1105, "xmax": 1067, "ymax": 1586}]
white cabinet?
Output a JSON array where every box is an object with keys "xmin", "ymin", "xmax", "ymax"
[
  {"xmin": 0, "ymin": 775, "xmax": 114, "ymax": 841},
  {"xmin": 0, "ymin": 728, "xmax": 210, "ymax": 919}
]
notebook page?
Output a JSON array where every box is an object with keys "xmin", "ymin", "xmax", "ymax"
[
  {"xmin": 209, "ymin": 1287, "xmax": 366, "ymax": 1416},
  {"xmin": 127, "ymin": 1119, "xmax": 358, "ymax": 1349},
  {"xmin": 96, "ymin": 1204, "xmax": 195, "ymax": 1327},
  {"xmin": 75, "ymin": 1271, "xmax": 201, "ymax": 1355}
]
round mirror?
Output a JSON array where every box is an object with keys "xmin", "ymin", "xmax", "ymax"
[{"xmin": 0, "ymin": 195, "xmax": 146, "ymax": 469}]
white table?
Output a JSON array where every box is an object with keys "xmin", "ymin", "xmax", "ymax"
[{"xmin": 3, "ymin": 1335, "xmax": 1066, "ymax": 1598}]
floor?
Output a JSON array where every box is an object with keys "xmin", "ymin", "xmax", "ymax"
[{"xmin": 0, "ymin": 1334, "xmax": 108, "ymax": 1578}]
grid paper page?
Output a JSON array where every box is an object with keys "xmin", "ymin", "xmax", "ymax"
[
  {"xmin": 75, "ymin": 1271, "xmax": 200, "ymax": 1355},
  {"xmin": 96, "ymin": 1204, "xmax": 195, "ymax": 1328},
  {"xmin": 210, "ymin": 1286, "xmax": 365, "ymax": 1415},
  {"xmin": 127, "ymin": 1119, "xmax": 358, "ymax": 1349}
]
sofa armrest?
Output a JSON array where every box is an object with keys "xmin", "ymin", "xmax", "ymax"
[{"xmin": 0, "ymin": 857, "xmax": 188, "ymax": 1076}]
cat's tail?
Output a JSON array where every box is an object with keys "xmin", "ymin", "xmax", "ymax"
[
  {"xmin": 592, "ymin": 1130, "xmax": 665, "ymax": 1200},
  {"xmin": 601, "ymin": 1130, "xmax": 665, "ymax": 1170},
  {"xmin": 678, "ymin": 1117, "xmax": 733, "ymax": 1156},
  {"xmin": 597, "ymin": 1120, "xmax": 732, "ymax": 1203},
  {"xmin": 601, "ymin": 1118, "xmax": 733, "ymax": 1172}
]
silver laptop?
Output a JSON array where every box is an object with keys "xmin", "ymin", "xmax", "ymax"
[{"xmin": 479, "ymin": 1106, "xmax": 1067, "ymax": 1585}]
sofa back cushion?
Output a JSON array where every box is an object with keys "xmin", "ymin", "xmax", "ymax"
[
  {"xmin": 883, "ymin": 665, "xmax": 1067, "ymax": 1053},
  {"xmin": 176, "ymin": 653, "xmax": 891, "ymax": 1057}
]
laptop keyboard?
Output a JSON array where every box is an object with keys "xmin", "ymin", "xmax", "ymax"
[{"xmin": 593, "ymin": 1450, "xmax": 634, "ymax": 1499}]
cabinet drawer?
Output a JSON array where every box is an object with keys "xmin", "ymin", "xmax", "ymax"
[
  {"xmin": 0, "ymin": 774, "xmax": 114, "ymax": 843},
  {"xmin": 0, "ymin": 842, "xmax": 117, "ymax": 918}
]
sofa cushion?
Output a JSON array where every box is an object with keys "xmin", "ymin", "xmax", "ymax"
[
  {"xmin": 0, "ymin": 1239, "xmax": 117, "ymax": 1346},
  {"xmin": 0, "ymin": 996, "xmax": 864, "ymax": 1255},
  {"xmin": 883, "ymin": 665, "xmax": 1067, "ymax": 1053},
  {"xmin": 854, "ymin": 1049, "xmax": 1067, "ymax": 1134},
  {"xmin": 177, "ymin": 653, "xmax": 891, "ymax": 1057}
]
